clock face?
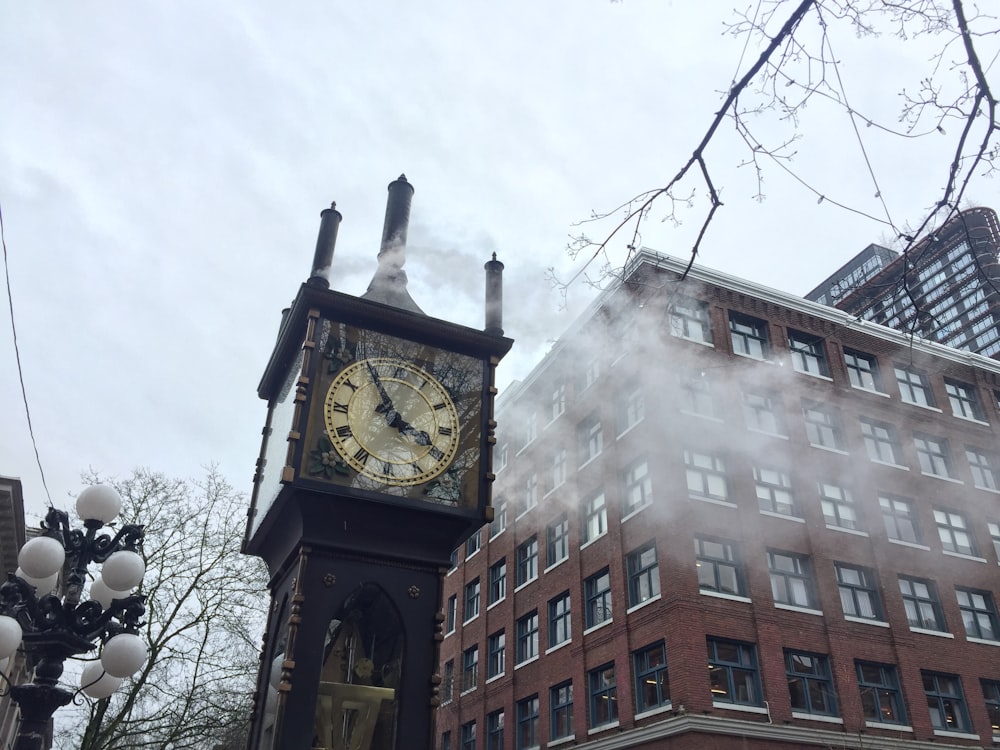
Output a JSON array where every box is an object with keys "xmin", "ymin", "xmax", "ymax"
[{"xmin": 323, "ymin": 358, "xmax": 461, "ymax": 486}]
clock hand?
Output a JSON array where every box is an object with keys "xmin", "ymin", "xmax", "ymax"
[
  {"xmin": 397, "ymin": 421, "xmax": 433, "ymax": 446},
  {"xmin": 366, "ymin": 361, "xmax": 395, "ymax": 414}
]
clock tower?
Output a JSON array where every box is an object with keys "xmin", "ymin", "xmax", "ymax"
[{"xmin": 243, "ymin": 176, "xmax": 512, "ymax": 750}]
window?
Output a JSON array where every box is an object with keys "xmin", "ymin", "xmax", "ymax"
[
  {"xmin": 670, "ymin": 296, "xmax": 713, "ymax": 344},
  {"xmin": 550, "ymin": 682, "xmax": 574, "ymax": 739},
  {"xmin": 729, "ymin": 312, "xmax": 769, "ymax": 359},
  {"xmin": 582, "ymin": 491, "xmax": 607, "ymax": 543},
  {"xmin": 577, "ymin": 414, "xmax": 603, "ymax": 466},
  {"xmin": 934, "ymin": 509, "xmax": 975, "ymax": 555},
  {"xmin": 768, "ymin": 550, "xmax": 816, "ymax": 609},
  {"xmin": 516, "ymin": 538, "xmax": 538, "ymax": 586},
  {"xmin": 982, "ymin": 680, "xmax": 1000, "ymax": 736},
  {"xmin": 899, "ymin": 576, "xmax": 946, "ymax": 631},
  {"xmin": 634, "ymin": 642, "xmax": 670, "ymax": 712},
  {"xmin": 895, "ymin": 365, "xmax": 935, "ymax": 407},
  {"xmin": 550, "ymin": 383, "xmax": 566, "ymax": 422},
  {"xmin": 497, "ymin": 442, "xmax": 509, "ymax": 472},
  {"xmin": 546, "ymin": 516, "xmax": 569, "ymax": 567},
  {"xmin": 486, "ymin": 710, "xmax": 504, "ymax": 750},
  {"xmin": 487, "ymin": 631, "xmax": 505, "ymax": 678},
  {"xmin": 446, "ymin": 595, "xmax": 457, "ymax": 633},
  {"xmin": 753, "ymin": 466, "xmax": 797, "ymax": 517},
  {"xmin": 679, "ymin": 373, "xmax": 718, "ymax": 418},
  {"xmin": 836, "ymin": 563, "xmax": 882, "ymax": 620},
  {"xmin": 820, "ymin": 482, "xmax": 859, "ymax": 531},
  {"xmin": 803, "ymin": 402, "xmax": 844, "ymax": 450},
  {"xmin": 695, "ymin": 538, "xmax": 745, "ymax": 596},
  {"xmin": 450, "ymin": 548, "xmax": 458, "ymax": 571},
  {"xmin": 880, "ymin": 494, "xmax": 921, "ymax": 544},
  {"xmin": 684, "ymin": 449, "xmax": 729, "ymax": 501},
  {"xmin": 548, "ymin": 591, "xmax": 571, "ymax": 648},
  {"xmin": 861, "ymin": 419, "xmax": 902, "ymax": 465},
  {"xmin": 788, "ymin": 329, "xmax": 828, "ymax": 376},
  {"xmin": 844, "ymin": 349, "xmax": 882, "ymax": 391},
  {"xmin": 618, "ymin": 381, "xmax": 645, "ymax": 434},
  {"xmin": 945, "ymin": 379, "xmax": 984, "ymax": 420},
  {"xmin": 522, "ymin": 412, "xmax": 538, "ymax": 449},
  {"xmin": 585, "ymin": 568, "xmax": 612, "ymax": 627},
  {"xmin": 622, "ymin": 459, "xmax": 653, "ymax": 515},
  {"xmin": 582, "ymin": 357, "xmax": 600, "ymax": 391},
  {"xmin": 466, "ymin": 529, "xmax": 481, "ymax": 558},
  {"xmin": 707, "ymin": 638, "xmax": 761, "ymax": 706},
  {"xmin": 462, "ymin": 646, "xmax": 478, "ymax": 692},
  {"xmin": 442, "ymin": 731, "xmax": 452, "ymax": 750},
  {"xmin": 990, "ymin": 522, "xmax": 1000, "ymax": 559},
  {"xmin": 967, "ymin": 447, "xmax": 999, "ymax": 490},
  {"xmin": 442, "ymin": 660, "xmax": 454, "ymax": 703},
  {"xmin": 856, "ymin": 662, "xmax": 906, "ymax": 724},
  {"xmin": 464, "ymin": 579, "xmax": 480, "ymax": 622},
  {"xmin": 490, "ymin": 499, "xmax": 507, "ymax": 537},
  {"xmin": 515, "ymin": 696, "xmax": 539, "ymax": 750},
  {"xmin": 516, "ymin": 611, "xmax": 538, "ymax": 663},
  {"xmin": 521, "ymin": 474, "xmax": 538, "ymax": 514},
  {"xmin": 489, "ymin": 559, "xmax": 506, "ymax": 605},
  {"xmin": 588, "ymin": 663, "xmax": 618, "ymax": 727},
  {"xmin": 627, "ymin": 543, "xmax": 660, "ymax": 606},
  {"xmin": 956, "ymin": 588, "xmax": 998, "ymax": 641},
  {"xmin": 915, "ymin": 434, "xmax": 955, "ymax": 478},
  {"xmin": 550, "ymin": 450, "xmax": 567, "ymax": 491},
  {"xmin": 922, "ymin": 672, "xmax": 971, "ymax": 732},
  {"xmin": 461, "ymin": 722, "xmax": 476, "ymax": 750},
  {"xmin": 742, "ymin": 390, "xmax": 786, "ymax": 435},
  {"xmin": 786, "ymin": 651, "xmax": 837, "ymax": 716}
]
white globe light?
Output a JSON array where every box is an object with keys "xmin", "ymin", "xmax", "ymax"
[
  {"xmin": 101, "ymin": 551, "xmax": 145, "ymax": 591},
  {"xmin": 0, "ymin": 616, "xmax": 22, "ymax": 658},
  {"xmin": 81, "ymin": 660, "xmax": 122, "ymax": 699},
  {"xmin": 100, "ymin": 633, "xmax": 147, "ymax": 677},
  {"xmin": 76, "ymin": 485, "xmax": 122, "ymax": 524},
  {"xmin": 269, "ymin": 653, "xmax": 285, "ymax": 690},
  {"xmin": 18, "ymin": 536, "xmax": 65, "ymax": 579},
  {"xmin": 15, "ymin": 567, "xmax": 58, "ymax": 595},
  {"xmin": 89, "ymin": 577, "xmax": 131, "ymax": 609}
]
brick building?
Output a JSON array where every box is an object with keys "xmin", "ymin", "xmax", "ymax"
[{"xmin": 435, "ymin": 250, "xmax": 1000, "ymax": 749}]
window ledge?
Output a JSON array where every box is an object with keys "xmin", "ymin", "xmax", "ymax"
[
  {"xmin": 920, "ymin": 472, "xmax": 963, "ymax": 484},
  {"xmin": 578, "ymin": 454, "xmax": 601, "ymax": 472},
  {"xmin": 794, "ymin": 369, "xmax": 833, "ymax": 382},
  {"xmin": 973, "ymin": 484, "xmax": 1000, "ymax": 495},
  {"xmin": 851, "ymin": 385, "xmax": 890, "ymax": 398},
  {"xmin": 489, "ymin": 528, "xmax": 506, "ymax": 542},
  {"xmin": 792, "ymin": 712, "xmax": 843, "ymax": 724},
  {"xmin": 775, "ymin": 603, "xmax": 824, "ymax": 616},
  {"xmin": 514, "ymin": 655, "xmax": 539, "ymax": 670},
  {"xmin": 909, "ymin": 627, "xmax": 954, "ymax": 638},
  {"xmin": 548, "ymin": 736, "xmax": 576, "ymax": 747},
  {"xmin": 966, "ymin": 636, "xmax": 1000, "ymax": 647},
  {"xmin": 952, "ymin": 414, "xmax": 989, "ymax": 427},
  {"xmin": 759, "ymin": 510, "xmax": 805, "ymax": 523},
  {"xmin": 621, "ymin": 503, "xmax": 651, "ymax": 524},
  {"xmin": 583, "ymin": 619, "xmax": 613, "ymax": 636},
  {"xmin": 465, "ymin": 549, "xmax": 480, "ymax": 562},
  {"xmin": 865, "ymin": 721, "xmax": 912, "ymax": 732},
  {"xmin": 460, "ymin": 686, "xmax": 477, "ymax": 697},
  {"xmin": 676, "ymin": 334, "xmax": 714, "ymax": 348},
  {"xmin": 542, "ymin": 483, "xmax": 564, "ymax": 500},
  {"xmin": 712, "ymin": 701, "xmax": 768, "ymax": 714},
  {"xmin": 545, "ymin": 640, "xmax": 571, "ymax": 656},
  {"xmin": 902, "ymin": 401, "xmax": 943, "ymax": 414},
  {"xmin": 869, "ymin": 459, "xmax": 909, "ymax": 471},
  {"xmin": 487, "ymin": 597, "xmax": 505, "ymax": 612},
  {"xmin": 544, "ymin": 558, "xmax": 568, "ymax": 575},
  {"xmin": 888, "ymin": 539, "xmax": 930, "ymax": 551},
  {"xmin": 446, "ymin": 568, "xmax": 457, "ymax": 578},
  {"xmin": 747, "ymin": 427, "xmax": 790, "ymax": 440},
  {"xmin": 942, "ymin": 550, "xmax": 987, "ymax": 563},
  {"xmin": 634, "ymin": 704, "xmax": 673, "ymax": 720},
  {"xmin": 691, "ymin": 495, "xmax": 737, "ymax": 509},
  {"xmin": 580, "ymin": 532, "xmax": 607, "ymax": 551},
  {"xmin": 545, "ymin": 414, "xmax": 562, "ymax": 430},
  {"xmin": 513, "ymin": 579, "xmax": 536, "ymax": 594},
  {"xmin": 587, "ymin": 721, "xmax": 620, "ymax": 735},
  {"xmin": 627, "ymin": 594, "xmax": 661, "ymax": 614},
  {"xmin": 826, "ymin": 525, "xmax": 869, "ymax": 537},
  {"xmin": 680, "ymin": 410, "xmax": 725, "ymax": 423},
  {"xmin": 844, "ymin": 616, "xmax": 890, "ymax": 628},
  {"xmin": 933, "ymin": 730, "xmax": 979, "ymax": 740},
  {"xmin": 515, "ymin": 506, "xmax": 536, "ymax": 522},
  {"xmin": 445, "ymin": 629, "xmax": 455, "ymax": 638},
  {"xmin": 700, "ymin": 590, "xmax": 751, "ymax": 604},
  {"xmin": 462, "ymin": 615, "xmax": 479, "ymax": 626},
  {"xmin": 616, "ymin": 420, "xmax": 643, "ymax": 440},
  {"xmin": 733, "ymin": 352, "xmax": 773, "ymax": 364},
  {"xmin": 809, "ymin": 443, "xmax": 849, "ymax": 456},
  {"xmin": 485, "ymin": 673, "xmax": 505, "ymax": 684}
]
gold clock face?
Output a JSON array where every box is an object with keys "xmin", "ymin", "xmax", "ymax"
[{"xmin": 323, "ymin": 357, "xmax": 461, "ymax": 486}]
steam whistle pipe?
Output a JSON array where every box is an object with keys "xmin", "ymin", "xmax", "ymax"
[
  {"xmin": 484, "ymin": 253, "xmax": 504, "ymax": 336},
  {"xmin": 309, "ymin": 202, "xmax": 343, "ymax": 288},
  {"xmin": 379, "ymin": 175, "xmax": 414, "ymax": 260}
]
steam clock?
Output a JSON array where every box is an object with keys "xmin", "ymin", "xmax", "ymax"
[{"xmin": 243, "ymin": 176, "xmax": 512, "ymax": 750}]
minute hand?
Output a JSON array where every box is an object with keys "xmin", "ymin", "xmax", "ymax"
[{"xmin": 366, "ymin": 362, "xmax": 395, "ymax": 413}]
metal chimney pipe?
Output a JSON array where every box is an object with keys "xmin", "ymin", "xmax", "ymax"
[
  {"xmin": 308, "ymin": 202, "xmax": 343, "ymax": 288},
  {"xmin": 379, "ymin": 175, "xmax": 414, "ymax": 259},
  {"xmin": 484, "ymin": 252, "xmax": 504, "ymax": 336}
]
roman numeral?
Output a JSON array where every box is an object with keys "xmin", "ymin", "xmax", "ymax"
[
  {"xmin": 336, "ymin": 425, "xmax": 352, "ymax": 438},
  {"xmin": 438, "ymin": 426, "xmax": 453, "ymax": 436},
  {"xmin": 332, "ymin": 402, "xmax": 348, "ymax": 414},
  {"xmin": 429, "ymin": 447, "xmax": 444, "ymax": 461},
  {"xmin": 343, "ymin": 378, "xmax": 359, "ymax": 392},
  {"xmin": 393, "ymin": 366, "xmax": 407, "ymax": 380},
  {"xmin": 433, "ymin": 402, "xmax": 448, "ymax": 411},
  {"xmin": 353, "ymin": 447, "xmax": 370, "ymax": 464},
  {"xmin": 410, "ymin": 462, "xmax": 422, "ymax": 475},
  {"xmin": 382, "ymin": 462, "xmax": 393, "ymax": 476}
]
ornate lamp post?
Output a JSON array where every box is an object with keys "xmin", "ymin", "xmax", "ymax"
[{"xmin": 0, "ymin": 485, "xmax": 149, "ymax": 750}]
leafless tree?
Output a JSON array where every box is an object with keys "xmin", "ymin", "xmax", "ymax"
[
  {"xmin": 51, "ymin": 468, "xmax": 267, "ymax": 750},
  {"xmin": 564, "ymin": 0, "xmax": 998, "ymax": 287}
]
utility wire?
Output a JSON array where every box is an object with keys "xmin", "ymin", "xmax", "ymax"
[{"xmin": 0, "ymin": 200, "xmax": 53, "ymax": 506}]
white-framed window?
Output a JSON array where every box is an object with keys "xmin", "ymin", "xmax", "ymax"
[
  {"xmin": 754, "ymin": 466, "xmax": 798, "ymax": 517},
  {"xmin": 582, "ymin": 491, "xmax": 607, "ymax": 543},
  {"xmin": 820, "ymin": 482, "xmax": 859, "ymax": 531},
  {"xmin": 729, "ymin": 312, "xmax": 770, "ymax": 360},
  {"xmin": 844, "ymin": 349, "xmax": 883, "ymax": 391},
  {"xmin": 803, "ymin": 402, "xmax": 844, "ymax": 450},
  {"xmin": 945, "ymin": 379, "xmax": 984, "ymax": 420},
  {"xmin": 966, "ymin": 447, "xmax": 998, "ymax": 490},
  {"xmin": 622, "ymin": 459, "xmax": 652, "ymax": 515},
  {"xmin": 895, "ymin": 365, "xmax": 935, "ymax": 407},
  {"xmin": 670, "ymin": 296, "xmax": 713, "ymax": 344},
  {"xmin": 577, "ymin": 414, "xmax": 603, "ymax": 466},
  {"xmin": 550, "ymin": 383, "xmax": 566, "ymax": 422},
  {"xmin": 915, "ymin": 434, "xmax": 955, "ymax": 478},
  {"xmin": 742, "ymin": 390, "xmax": 786, "ymax": 435},
  {"xmin": 684, "ymin": 449, "xmax": 728, "ymax": 502},
  {"xmin": 617, "ymin": 381, "xmax": 645, "ymax": 434},
  {"xmin": 788, "ymin": 329, "xmax": 828, "ymax": 376}
]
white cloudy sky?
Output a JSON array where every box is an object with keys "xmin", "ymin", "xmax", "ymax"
[{"xmin": 1, "ymin": 2, "xmax": 995, "ymax": 522}]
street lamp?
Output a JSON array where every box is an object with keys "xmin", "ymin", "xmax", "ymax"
[{"xmin": 0, "ymin": 485, "xmax": 149, "ymax": 750}]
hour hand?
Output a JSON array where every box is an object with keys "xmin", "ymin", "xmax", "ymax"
[{"xmin": 398, "ymin": 422, "xmax": 432, "ymax": 446}]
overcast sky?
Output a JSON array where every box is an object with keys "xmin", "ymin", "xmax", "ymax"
[{"xmin": 2, "ymin": 2, "xmax": 995, "ymax": 522}]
